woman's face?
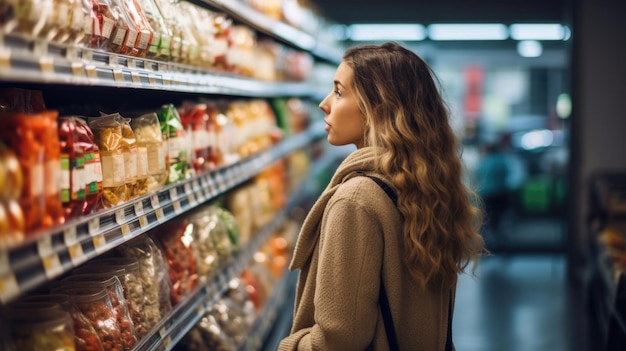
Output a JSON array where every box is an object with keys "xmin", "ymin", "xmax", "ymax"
[{"xmin": 319, "ymin": 62, "xmax": 366, "ymax": 148}]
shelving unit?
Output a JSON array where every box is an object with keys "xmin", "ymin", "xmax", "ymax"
[
  {"xmin": 0, "ymin": 0, "xmax": 342, "ymax": 349},
  {"xmin": 587, "ymin": 173, "xmax": 626, "ymax": 350}
]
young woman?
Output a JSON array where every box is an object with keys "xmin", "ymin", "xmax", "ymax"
[{"xmin": 278, "ymin": 42, "xmax": 486, "ymax": 350}]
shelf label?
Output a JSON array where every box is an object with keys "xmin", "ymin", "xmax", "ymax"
[
  {"xmin": 120, "ymin": 223, "xmax": 130, "ymax": 238},
  {"xmin": 38, "ymin": 236, "xmax": 62, "ymax": 279},
  {"xmin": 134, "ymin": 201, "xmax": 144, "ymax": 216},
  {"xmin": 0, "ymin": 273, "xmax": 19, "ymax": 304},
  {"xmin": 173, "ymin": 200, "xmax": 182, "ymax": 214},
  {"xmin": 39, "ymin": 56, "xmax": 54, "ymax": 74},
  {"xmin": 148, "ymin": 74, "xmax": 156, "ymax": 85},
  {"xmin": 155, "ymin": 208, "xmax": 165, "ymax": 223},
  {"xmin": 0, "ymin": 250, "xmax": 9, "ymax": 276},
  {"xmin": 93, "ymin": 235, "xmax": 107, "ymax": 254},
  {"xmin": 131, "ymin": 71, "xmax": 141, "ymax": 84},
  {"xmin": 88, "ymin": 217, "xmax": 100, "ymax": 235},
  {"xmin": 66, "ymin": 46, "xmax": 80, "ymax": 61},
  {"xmin": 0, "ymin": 46, "xmax": 10, "ymax": 69},
  {"xmin": 71, "ymin": 62, "xmax": 85, "ymax": 77},
  {"xmin": 115, "ymin": 208, "xmax": 126, "ymax": 225},
  {"xmin": 138, "ymin": 215, "xmax": 149, "ymax": 229},
  {"xmin": 150, "ymin": 194, "xmax": 160, "ymax": 209},
  {"xmin": 67, "ymin": 243, "xmax": 86, "ymax": 266},
  {"xmin": 169, "ymin": 187, "xmax": 178, "ymax": 200},
  {"xmin": 113, "ymin": 69, "xmax": 124, "ymax": 82},
  {"xmin": 85, "ymin": 64, "xmax": 97, "ymax": 79}
]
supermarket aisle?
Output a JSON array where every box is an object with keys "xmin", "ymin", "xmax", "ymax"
[{"xmin": 453, "ymin": 253, "xmax": 589, "ymax": 351}]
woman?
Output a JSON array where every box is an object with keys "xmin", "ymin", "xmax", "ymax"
[{"xmin": 278, "ymin": 42, "xmax": 486, "ymax": 350}]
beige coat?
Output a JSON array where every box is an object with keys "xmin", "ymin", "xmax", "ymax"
[{"xmin": 279, "ymin": 147, "xmax": 455, "ymax": 351}]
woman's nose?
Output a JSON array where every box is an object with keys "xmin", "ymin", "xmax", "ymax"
[{"xmin": 319, "ymin": 94, "xmax": 330, "ymax": 114}]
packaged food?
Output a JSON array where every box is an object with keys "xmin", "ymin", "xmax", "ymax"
[
  {"xmin": 73, "ymin": 117, "xmax": 103, "ymax": 214},
  {"xmin": 60, "ymin": 275, "xmax": 138, "ymax": 350},
  {"xmin": 121, "ymin": 0, "xmax": 155, "ymax": 58},
  {"xmin": 0, "ymin": 199, "xmax": 25, "ymax": 248},
  {"xmin": 90, "ymin": 0, "xmax": 118, "ymax": 49},
  {"xmin": 116, "ymin": 235, "xmax": 173, "ymax": 325},
  {"xmin": 59, "ymin": 116, "xmax": 87, "ymax": 220},
  {"xmin": 89, "ymin": 115, "xmax": 126, "ymax": 208},
  {"xmin": 20, "ymin": 294, "xmax": 105, "ymax": 351},
  {"xmin": 52, "ymin": 286, "xmax": 124, "ymax": 351},
  {"xmin": 4, "ymin": 302, "xmax": 76, "ymax": 351},
  {"xmin": 152, "ymin": 0, "xmax": 183, "ymax": 61},
  {"xmin": 157, "ymin": 104, "xmax": 191, "ymax": 184},
  {"xmin": 130, "ymin": 112, "xmax": 167, "ymax": 193},
  {"xmin": 74, "ymin": 257, "xmax": 148, "ymax": 338},
  {"xmin": 134, "ymin": 0, "xmax": 171, "ymax": 59},
  {"xmin": 178, "ymin": 101, "xmax": 212, "ymax": 174},
  {"xmin": 150, "ymin": 218, "xmax": 199, "ymax": 306},
  {"xmin": 0, "ymin": 140, "xmax": 23, "ymax": 201},
  {"xmin": 119, "ymin": 116, "xmax": 149, "ymax": 198}
]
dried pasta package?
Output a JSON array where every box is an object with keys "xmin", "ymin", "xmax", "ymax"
[
  {"xmin": 150, "ymin": 218, "xmax": 199, "ymax": 306},
  {"xmin": 20, "ymin": 294, "xmax": 105, "ymax": 351},
  {"xmin": 157, "ymin": 104, "xmax": 191, "ymax": 184},
  {"xmin": 130, "ymin": 112, "xmax": 167, "ymax": 193},
  {"xmin": 116, "ymin": 235, "xmax": 173, "ymax": 326},
  {"xmin": 73, "ymin": 258, "xmax": 148, "ymax": 338},
  {"xmin": 119, "ymin": 116, "xmax": 148, "ymax": 198},
  {"xmin": 89, "ymin": 115, "xmax": 126, "ymax": 208},
  {"xmin": 4, "ymin": 302, "xmax": 76, "ymax": 351},
  {"xmin": 60, "ymin": 275, "xmax": 139, "ymax": 350}
]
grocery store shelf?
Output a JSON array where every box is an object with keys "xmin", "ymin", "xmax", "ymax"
[
  {"xmin": 197, "ymin": 0, "xmax": 342, "ymax": 64},
  {"xmin": 0, "ymin": 33, "xmax": 322, "ymax": 98},
  {"xmin": 0, "ymin": 123, "xmax": 325, "ymax": 305}
]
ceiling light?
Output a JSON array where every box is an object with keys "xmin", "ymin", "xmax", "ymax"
[
  {"xmin": 510, "ymin": 24, "xmax": 566, "ymax": 40},
  {"xmin": 428, "ymin": 24, "xmax": 508, "ymax": 40},
  {"xmin": 517, "ymin": 40, "xmax": 543, "ymax": 58},
  {"xmin": 348, "ymin": 24, "xmax": 426, "ymax": 41}
]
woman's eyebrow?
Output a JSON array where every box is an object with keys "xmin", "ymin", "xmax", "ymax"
[{"xmin": 334, "ymin": 80, "xmax": 345, "ymax": 88}]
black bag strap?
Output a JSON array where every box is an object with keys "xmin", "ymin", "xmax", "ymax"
[{"xmin": 360, "ymin": 173, "xmax": 453, "ymax": 351}]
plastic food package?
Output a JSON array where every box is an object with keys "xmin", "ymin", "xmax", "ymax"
[
  {"xmin": 178, "ymin": 101, "xmax": 214, "ymax": 174},
  {"xmin": 150, "ymin": 218, "xmax": 199, "ymax": 306},
  {"xmin": 59, "ymin": 116, "xmax": 87, "ymax": 219},
  {"xmin": 186, "ymin": 206, "xmax": 223, "ymax": 280},
  {"xmin": 60, "ymin": 275, "xmax": 139, "ymax": 350},
  {"xmin": 89, "ymin": 114, "xmax": 127, "ymax": 208},
  {"xmin": 73, "ymin": 117, "xmax": 103, "ymax": 214},
  {"xmin": 130, "ymin": 112, "xmax": 167, "ymax": 193},
  {"xmin": 89, "ymin": 0, "xmax": 118, "ymax": 49},
  {"xmin": 73, "ymin": 258, "xmax": 148, "ymax": 338},
  {"xmin": 119, "ymin": 116, "xmax": 149, "ymax": 198},
  {"xmin": 4, "ymin": 302, "xmax": 76, "ymax": 351},
  {"xmin": 20, "ymin": 294, "xmax": 105, "ymax": 351},
  {"xmin": 134, "ymin": 0, "xmax": 171, "ymax": 59},
  {"xmin": 51, "ymin": 285, "xmax": 124, "ymax": 351},
  {"xmin": 157, "ymin": 104, "xmax": 191, "ymax": 184},
  {"xmin": 116, "ymin": 235, "xmax": 173, "ymax": 326}
]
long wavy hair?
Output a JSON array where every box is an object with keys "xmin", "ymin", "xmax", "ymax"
[{"xmin": 343, "ymin": 42, "xmax": 486, "ymax": 289}]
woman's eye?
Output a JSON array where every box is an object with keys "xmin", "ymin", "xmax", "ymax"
[{"xmin": 334, "ymin": 89, "xmax": 342, "ymax": 98}]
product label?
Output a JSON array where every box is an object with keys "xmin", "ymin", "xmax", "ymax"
[
  {"xmin": 101, "ymin": 151, "xmax": 125, "ymax": 187},
  {"xmin": 84, "ymin": 151, "xmax": 103, "ymax": 194},
  {"xmin": 137, "ymin": 146, "xmax": 149, "ymax": 177},
  {"xmin": 60, "ymin": 154, "xmax": 71, "ymax": 203},
  {"xmin": 112, "ymin": 26, "xmax": 126, "ymax": 46},
  {"xmin": 124, "ymin": 148, "xmax": 138, "ymax": 180},
  {"xmin": 101, "ymin": 16, "xmax": 114, "ymax": 39},
  {"xmin": 72, "ymin": 156, "xmax": 85, "ymax": 201},
  {"xmin": 126, "ymin": 28, "xmax": 139, "ymax": 49},
  {"xmin": 147, "ymin": 143, "xmax": 165, "ymax": 175}
]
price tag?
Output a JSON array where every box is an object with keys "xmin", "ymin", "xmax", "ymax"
[
  {"xmin": 93, "ymin": 235, "xmax": 107, "ymax": 254},
  {"xmin": 82, "ymin": 49, "xmax": 93, "ymax": 62},
  {"xmin": 192, "ymin": 179, "xmax": 201, "ymax": 192},
  {"xmin": 184, "ymin": 182, "xmax": 192, "ymax": 194},
  {"xmin": 148, "ymin": 74, "xmax": 156, "ymax": 85},
  {"xmin": 67, "ymin": 243, "xmax": 86, "ymax": 266},
  {"xmin": 108, "ymin": 54, "xmax": 118, "ymax": 66},
  {"xmin": 113, "ymin": 69, "xmax": 124, "ymax": 82},
  {"xmin": 127, "ymin": 58, "xmax": 136, "ymax": 69},
  {"xmin": 120, "ymin": 224, "xmax": 130, "ymax": 238},
  {"xmin": 150, "ymin": 194, "xmax": 160, "ymax": 209},
  {"xmin": 85, "ymin": 64, "xmax": 97, "ymax": 79},
  {"xmin": 0, "ymin": 46, "xmax": 10, "ymax": 69},
  {"xmin": 0, "ymin": 273, "xmax": 19, "ymax": 304},
  {"xmin": 138, "ymin": 215, "xmax": 149, "ymax": 229},
  {"xmin": 155, "ymin": 208, "xmax": 165, "ymax": 223},
  {"xmin": 134, "ymin": 201, "xmax": 144, "ymax": 216},
  {"xmin": 187, "ymin": 193, "xmax": 196, "ymax": 206},
  {"xmin": 115, "ymin": 208, "xmax": 126, "ymax": 224},
  {"xmin": 131, "ymin": 71, "xmax": 141, "ymax": 83},
  {"xmin": 71, "ymin": 62, "xmax": 85, "ymax": 77},
  {"xmin": 63, "ymin": 226, "xmax": 78, "ymax": 245},
  {"xmin": 162, "ymin": 75, "xmax": 171, "ymax": 86},
  {"xmin": 39, "ymin": 56, "xmax": 54, "ymax": 74},
  {"xmin": 169, "ymin": 187, "xmax": 178, "ymax": 200},
  {"xmin": 88, "ymin": 217, "xmax": 100, "ymax": 235},
  {"xmin": 173, "ymin": 200, "xmax": 182, "ymax": 214},
  {"xmin": 157, "ymin": 63, "xmax": 167, "ymax": 72},
  {"xmin": 158, "ymin": 327, "xmax": 167, "ymax": 338},
  {"xmin": 38, "ymin": 237, "xmax": 62, "ymax": 279},
  {"xmin": 162, "ymin": 336, "xmax": 172, "ymax": 348}
]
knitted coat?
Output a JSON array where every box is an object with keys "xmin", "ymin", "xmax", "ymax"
[{"xmin": 278, "ymin": 147, "xmax": 455, "ymax": 351}]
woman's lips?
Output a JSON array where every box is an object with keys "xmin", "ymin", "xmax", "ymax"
[{"xmin": 324, "ymin": 120, "xmax": 331, "ymax": 131}]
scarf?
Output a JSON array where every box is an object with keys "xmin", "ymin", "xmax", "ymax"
[{"xmin": 290, "ymin": 147, "xmax": 381, "ymax": 270}]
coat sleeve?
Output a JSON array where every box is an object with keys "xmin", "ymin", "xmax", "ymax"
[{"xmin": 290, "ymin": 190, "xmax": 385, "ymax": 350}]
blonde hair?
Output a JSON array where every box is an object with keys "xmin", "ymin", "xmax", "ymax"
[{"xmin": 343, "ymin": 42, "xmax": 486, "ymax": 289}]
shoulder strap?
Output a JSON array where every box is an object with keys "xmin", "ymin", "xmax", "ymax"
[{"xmin": 361, "ymin": 173, "xmax": 453, "ymax": 351}]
